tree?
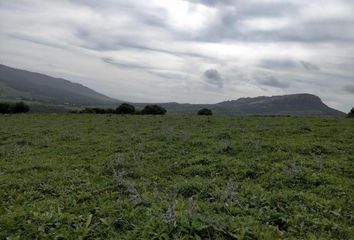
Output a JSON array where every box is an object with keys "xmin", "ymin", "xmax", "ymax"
[
  {"xmin": 82, "ymin": 108, "xmax": 96, "ymax": 114},
  {"xmin": 347, "ymin": 107, "xmax": 354, "ymax": 118},
  {"xmin": 0, "ymin": 102, "xmax": 11, "ymax": 114},
  {"xmin": 141, "ymin": 104, "xmax": 166, "ymax": 115},
  {"xmin": 12, "ymin": 102, "xmax": 30, "ymax": 113},
  {"xmin": 198, "ymin": 108, "xmax": 213, "ymax": 116},
  {"xmin": 0, "ymin": 102, "xmax": 30, "ymax": 114},
  {"xmin": 91, "ymin": 108, "xmax": 107, "ymax": 114},
  {"xmin": 116, "ymin": 103, "xmax": 135, "ymax": 114},
  {"xmin": 106, "ymin": 108, "xmax": 115, "ymax": 114}
]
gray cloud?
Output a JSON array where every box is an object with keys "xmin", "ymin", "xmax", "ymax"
[
  {"xmin": 79, "ymin": 34, "xmax": 212, "ymax": 60},
  {"xmin": 265, "ymin": 19, "xmax": 354, "ymax": 43},
  {"xmin": 300, "ymin": 61, "xmax": 320, "ymax": 71},
  {"xmin": 148, "ymin": 70, "xmax": 187, "ymax": 80},
  {"xmin": 259, "ymin": 59, "xmax": 299, "ymax": 70},
  {"xmin": 259, "ymin": 59, "xmax": 320, "ymax": 72},
  {"xmin": 102, "ymin": 57, "xmax": 153, "ymax": 70},
  {"xmin": 258, "ymin": 76, "xmax": 290, "ymax": 89},
  {"xmin": 7, "ymin": 33, "xmax": 65, "ymax": 50},
  {"xmin": 203, "ymin": 69, "xmax": 223, "ymax": 88},
  {"xmin": 343, "ymin": 85, "xmax": 354, "ymax": 94},
  {"xmin": 189, "ymin": 0, "xmax": 232, "ymax": 6},
  {"xmin": 193, "ymin": 1, "xmax": 354, "ymax": 43}
]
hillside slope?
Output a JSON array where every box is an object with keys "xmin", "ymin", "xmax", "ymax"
[
  {"xmin": 0, "ymin": 64, "xmax": 119, "ymax": 105},
  {"xmin": 0, "ymin": 64, "xmax": 345, "ymax": 116},
  {"xmin": 213, "ymin": 94, "xmax": 345, "ymax": 116},
  {"xmin": 148, "ymin": 94, "xmax": 345, "ymax": 116}
]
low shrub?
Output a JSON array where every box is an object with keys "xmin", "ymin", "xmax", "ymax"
[
  {"xmin": 198, "ymin": 108, "xmax": 212, "ymax": 116},
  {"xmin": 0, "ymin": 101, "xmax": 30, "ymax": 114},
  {"xmin": 116, "ymin": 103, "xmax": 135, "ymax": 114},
  {"xmin": 141, "ymin": 104, "xmax": 166, "ymax": 115}
]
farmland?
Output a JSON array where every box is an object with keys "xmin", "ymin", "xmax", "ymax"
[{"xmin": 0, "ymin": 114, "xmax": 353, "ymax": 239}]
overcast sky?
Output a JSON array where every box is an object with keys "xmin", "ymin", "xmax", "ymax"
[{"xmin": 0, "ymin": 0, "xmax": 353, "ymax": 111}]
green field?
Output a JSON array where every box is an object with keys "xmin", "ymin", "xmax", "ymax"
[{"xmin": 0, "ymin": 114, "xmax": 353, "ymax": 239}]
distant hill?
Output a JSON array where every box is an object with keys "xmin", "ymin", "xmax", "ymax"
[
  {"xmin": 0, "ymin": 64, "xmax": 119, "ymax": 105},
  {"xmin": 214, "ymin": 94, "xmax": 345, "ymax": 116},
  {"xmin": 0, "ymin": 64, "xmax": 345, "ymax": 116},
  {"xmin": 141, "ymin": 94, "xmax": 345, "ymax": 116}
]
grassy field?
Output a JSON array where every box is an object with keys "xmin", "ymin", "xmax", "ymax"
[{"xmin": 0, "ymin": 114, "xmax": 353, "ymax": 239}]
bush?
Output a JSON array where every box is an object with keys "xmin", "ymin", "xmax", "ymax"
[
  {"xmin": 12, "ymin": 102, "xmax": 30, "ymax": 113},
  {"xmin": 81, "ymin": 108, "xmax": 95, "ymax": 114},
  {"xmin": 141, "ymin": 105, "xmax": 166, "ymax": 115},
  {"xmin": 78, "ymin": 104, "xmax": 164, "ymax": 115},
  {"xmin": 0, "ymin": 102, "xmax": 30, "ymax": 114},
  {"xmin": 80, "ymin": 108, "xmax": 112, "ymax": 114},
  {"xmin": 116, "ymin": 103, "xmax": 135, "ymax": 114},
  {"xmin": 91, "ymin": 108, "xmax": 106, "ymax": 114},
  {"xmin": 347, "ymin": 108, "xmax": 354, "ymax": 118},
  {"xmin": 106, "ymin": 108, "xmax": 115, "ymax": 114},
  {"xmin": 0, "ymin": 102, "xmax": 11, "ymax": 114},
  {"xmin": 198, "ymin": 108, "xmax": 212, "ymax": 116}
]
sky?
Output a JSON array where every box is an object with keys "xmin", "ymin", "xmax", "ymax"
[{"xmin": 0, "ymin": 0, "xmax": 353, "ymax": 111}]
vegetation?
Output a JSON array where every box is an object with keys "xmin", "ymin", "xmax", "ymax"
[
  {"xmin": 347, "ymin": 107, "xmax": 354, "ymax": 118},
  {"xmin": 0, "ymin": 115, "xmax": 353, "ymax": 239},
  {"xmin": 141, "ymin": 104, "xmax": 167, "ymax": 115},
  {"xmin": 0, "ymin": 102, "xmax": 10, "ymax": 114},
  {"xmin": 198, "ymin": 108, "xmax": 213, "ymax": 116},
  {"xmin": 116, "ymin": 103, "xmax": 135, "ymax": 115},
  {"xmin": 12, "ymin": 102, "xmax": 30, "ymax": 113},
  {"xmin": 76, "ymin": 104, "xmax": 166, "ymax": 115},
  {"xmin": 0, "ymin": 101, "xmax": 30, "ymax": 114},
  {"xmin": 80, "ymin": 107, "xmax": 115, "ymax": 114}
]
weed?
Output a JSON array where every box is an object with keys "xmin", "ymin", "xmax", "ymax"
[
  {"xmin": 218, "ymin": 139, "xmax": 234, "ymax": 154},
  {"xmin": 159, "ymin": 125, "xmax": 174, "ymax": 141},
  {"xmin": 310, "ymin": 152, "xmax": 323, "ymax": 170},
  {"xmin": 132, "ymin": 142, "xmax": 144, "ymax": 162},
  {"xmin": 283, "ymin": 160, "xmax": 302, "ymax": 179},
  {"xmin": 126, "ymin": 182, "xmax": 149, "ymax": 207},
  {"xmin": 225, "ymin": 178, "xmax": 238, "ymax": 206},
  {"xmin": 60, "ymin": 130, "xmax": 80, "ymax": 141},
  {"xmin": 187, "ymin": 196, "xmax": 196, "ymax": 226},
  {"xmin": 164, "ymin": 187, "xmax": 177, "ymax": 228},
  {"xmin": 247, "ymin": 139, "xmax": 262, "ymax": 152}
]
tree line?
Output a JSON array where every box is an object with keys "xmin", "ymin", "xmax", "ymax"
[
  {"xmin": 74, "ymin": 103, "xmax": 167, "ymax": 115},
  {"xmin": 348, "ymin": 108, "xmax": 354, "ymax": 118},
  {"xmin": 0, "ymin": 102, "xmax": 30, "ymax": 114},
  {"xmin": 2, "ymin": 100, "xmax": 352, "ymax": 117},
  {"xmin": 74, "ymin": 103, "xmax": 216, "ymax": 116}
]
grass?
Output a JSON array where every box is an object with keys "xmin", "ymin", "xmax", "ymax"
[{"xmin": 0, "ymin": 114, "xmax": 353, "ymax": 239}]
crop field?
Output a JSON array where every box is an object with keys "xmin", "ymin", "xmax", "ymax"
[{"xmin": 0, "ymin": 114, "xmax": 353, "ymax": 239}]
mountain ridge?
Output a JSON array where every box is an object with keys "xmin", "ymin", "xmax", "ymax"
[
  {"xmin": 0, "ymin": 64, "xmax": 345, "ymax": 116},
  {"xmin": 0, "ymin": 64, "xmax": 119, "ymax": 105},
  {"xmin": 149, "ymin": 93, "xmax": 344, "ymax": 116}
]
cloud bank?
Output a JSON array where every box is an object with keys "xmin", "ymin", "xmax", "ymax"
[{"xmin": 0, "ymin": 0, "xmax": 353, "ymax": 111}]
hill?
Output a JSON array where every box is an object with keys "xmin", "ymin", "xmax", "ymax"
[
  {"xmin": 213, "ymin": 94, "xmax": 345, "ymax": 116},
  {"xmin": 142, "ymin": 94, "xmax": 345, "ymax": 116},
  {"xmin": 0, "ymin": 64, "xmax": 119, "ymax": 105},
  {"xmin": 0, "ymin": 64, "xmax": 345, "ymax": 116}
]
